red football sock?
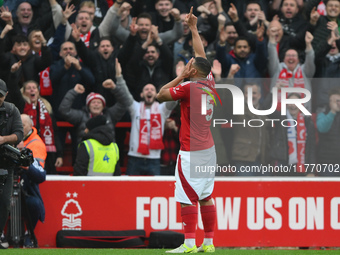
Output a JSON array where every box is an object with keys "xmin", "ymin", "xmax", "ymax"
[
  {"xmin": 200, "ymin": 204, "xmax": 216, "ymax": 238},
  {"xmin": 181, "ymin": 206, "xmax": 198, "ymax": 239}
]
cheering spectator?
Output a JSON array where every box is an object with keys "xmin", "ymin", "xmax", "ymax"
[
  {"xmin": 0, "ymin": 2, "xmax": 54, "ymax": 46},
  {"xmin": 227, "ymin": 2, "xmax": 268, "ymax": 51},
  {"xmin": 273, "ymin": 0, "xmax": 308, "ymax": 37},
  {"xmin": 242, "ymin": 1, "xmax": 268, "ymax": 33},
  {"xmin": 216, "ymin": 22, "xmax": 267, "ymax": 88},
  {"xmin": 50, "ymin": 0, "xmax": 118, "ymax": 50},
  {"xmin": 268, "ymin": 31, "xmax": 315, "ymax": 112},
  {"xmin": 113, "ymin": 10, "xmax": 183, "ymax": 46},
  {"xmin": 6, "ymin": 66, "xmax": 63, "ymax": 174},
  {"xmin": 79, "ymin": 0, "xmax": 109, "ymax": 26},
  {"xmin": 49, "ymin": 41, "xmax": 94, "ymax": 120},
  {"xmin": 214, "ymin": 22, "xmax": 238, "ymax": 53},
  {"xmin": 71, "ymin": 24, "xmax": 120, "ymax": 107},
  {"xmin": 118, "ymin": 22, "xmax": 173, "ymax": 101},
  {"xmin": 0, "ymin": 28, "xmax": 52, "ymax": 100},
  {"xmin": 126, "ymin": 83, "xmax": 177, "ymax": 175},
  {"xmin": 151, "ymin": 0, "xmax": 181, "ymax": 34},
  {"xmin": 58, "ymin": 60, "xmax": 132, "ymax": 145},
  {"xmin": 305, "ymin": 0, "xmax": 340, "ymax": 57},
  {"xmin": 196, "ymin": 0, "xmax": 229, "ymax": 45}
]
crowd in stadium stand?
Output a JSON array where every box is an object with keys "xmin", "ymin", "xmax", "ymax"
[{"xmin": 1, "ymin": 0, "xmax": 340, "ymax": 177}]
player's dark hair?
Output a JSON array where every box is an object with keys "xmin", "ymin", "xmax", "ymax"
[
  {"xmin": 193, "ymin": 57, "xmax": 211, "ymax": 77},
  {"xmin": 137, "ymin": 12, "xmax": 152, "ymax": 22}
]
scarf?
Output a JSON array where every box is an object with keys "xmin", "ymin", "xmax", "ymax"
[
  {"xmin": 24, "ymin": 98, "xmax": 56, "ymax": 152},
  {"xmin": 80, "ymin": 31, "xmax": 91, "ymax": 48},
  {"xmin": 137, "ymin": 102, "xmax": 164, "ymax": 155},
  {"xmin": 38, "ymin": 50, "xmax": 52, "ymax": 96},
  {"xmin": 39, "ymin": 67, "xmax": 52, "ymax": 96},
  {"xmin": 276, "ymin": 66, "xmax": 305, "ymax": 111},
  {"xmin": 287, "ymin": 111, "xmax": 306, "ymax": 172}
]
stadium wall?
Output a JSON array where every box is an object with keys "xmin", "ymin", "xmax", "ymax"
[{"xmin": 35, "ymin": 177, "xmax": 340, "ymax": 247}]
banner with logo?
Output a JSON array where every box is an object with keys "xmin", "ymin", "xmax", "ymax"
[{"xmin": 35, "ymin": 177, "xmax": 340, "ymax": 247}]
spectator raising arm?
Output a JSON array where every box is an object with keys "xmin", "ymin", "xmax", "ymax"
[
  {"xmin": 303, "ymin": 31, "xmax": 315, "ymax": 78},
  {"xmin": 254, "ymin": 22, "xmax": 268, "ymax": 75},
  {"xmin": 103, "ymin": 59, "xmax": 134, "ymax": 123},
  {"xmin": 267, "ymin": 25, "xmax": 281, "ymax": 77}
]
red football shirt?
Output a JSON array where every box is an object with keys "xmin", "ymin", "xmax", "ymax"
[{"xmin": 170, "ymin": 73, "xmax": 215, "ymax": 151}]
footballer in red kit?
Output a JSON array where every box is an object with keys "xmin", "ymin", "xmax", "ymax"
[{"xmin": 157, "ymin": 7, "xmax": 217, "ymax": 254}]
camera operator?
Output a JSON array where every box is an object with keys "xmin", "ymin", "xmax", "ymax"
[
  {"xmin": 0, "ymin": 79, "xmax": 24, "ymax": 249},
  {"xmin": 15, "ymin": 151, "xmax": 46, "ymax": 248}
]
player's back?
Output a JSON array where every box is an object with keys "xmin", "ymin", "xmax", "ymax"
[{"xmin": 175, "ymin": 77, "xmax": 215, "ymax": 152}]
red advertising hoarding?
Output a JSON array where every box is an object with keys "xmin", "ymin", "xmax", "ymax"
[{"xmin": 35, "ymin": 176, "xmax": 340, "ymax": 247}]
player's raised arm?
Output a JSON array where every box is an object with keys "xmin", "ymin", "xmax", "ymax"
[
  {"xmin": 157, "ymin": 58, "xmax": 195, "ymax": 102},
  {"xmin": 186, "ymin": 6, "xmax": 206, "ymax": 59}
]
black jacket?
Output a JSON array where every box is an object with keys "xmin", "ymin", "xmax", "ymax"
[
  {"xmin": 0, "ymin": 39, "xmax": 52, "ymax": 91},
  {"xmin": 314, "ymin": 41, "xmax": 340, "ymax": 109},
  {"xmin": 74, "ymin": 39, "xmax": 118, "ymax": 107},
  {"xmin": 305, "ymin": 0, "xmax": 340, "ymax": 58},
  {"xmin": 150, "ymin": 12, "xmax": 175, "ymax": 33},
  {"xmin": 118, "ymin": 34, "xmax": 173, "ymax": 101},
  {"xmin": 0, "ymin": 102, "xmax": 24, "ymax": 168},
  {"xmin": 0, "ymin": 102, "xmax": 23, "ymax": 144},
  {"xmin": 279, "ymin": 13, "xmax": 308, "ymax": 38},
  {"xmin": 49, "ymin": 58, "xmax": 95, "ymax": 120}
]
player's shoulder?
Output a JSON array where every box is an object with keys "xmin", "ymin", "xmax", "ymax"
[
  {"xmin": 179, "ymin": 81, "xmax": 191, "ymax": 87},
  {"xmin": 173, "ymin": 81, "xmax": 191, "ymax": 93}
]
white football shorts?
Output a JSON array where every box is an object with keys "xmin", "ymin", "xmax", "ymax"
[{"xmin": 174, "ymin": 146, "xmax": 216, "ymax": 205}]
